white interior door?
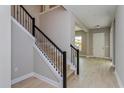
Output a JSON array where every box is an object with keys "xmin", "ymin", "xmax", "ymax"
[{"xmin": 93, "ymin": 33, "xmax": 105, "ymax": 57}]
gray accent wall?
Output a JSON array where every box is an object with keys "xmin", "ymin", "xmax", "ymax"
[{"xmin": 11, "ymin": 19, "xmax": 35, "ymax": 80}]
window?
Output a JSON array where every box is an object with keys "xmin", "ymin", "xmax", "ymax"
[{"xmin": 75, "ymin": 36, "xmax": 82, "ymax": 51}]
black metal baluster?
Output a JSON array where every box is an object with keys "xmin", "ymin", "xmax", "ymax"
[
  {"xmin": 54, "ymin": 48, "xmax": 56, "ymax": 69},
  {"xmin": 58, "ymin": 51, "xmax": 60, "ymax": 74},
  {"xmin": 45, "ymin": 38, "xmax": 47, "ymax": 53},
  {"xmin": 30, "ymin": 18, "xmax": 32, "ymax": 33},
  {"xmin": 71, "ymin": 48, "xmax": 72, "ymax": 64},
  {"xmin": 15, "ymin": 6, "xmax": 17, "ymax": 19},
  {"xmin": 28, "ymin": 17, "xmax": 29, "ymax": 32},
  {"xmin": 17, "ymin": 6, "xmax": 19, "ymax": 21},
  {"xmin": 27, "ymin": 16, "xmax": 28, "ymax": 31},
  {"xmin": 52, "ymin": 46, "xmax": 54, "ymax": 68},
  {"xmin": 74, "ymin": 51, "xmax": 75, "ymax": 66},
  {"xmin": 49, "ymin": 42, "xmax": 51, "ymax": 64},
  {"xmin": 24, "ymin": 12, "xmax": 26, "ymax": 28},
  {"xmin": 54, "ymin": 48, "xmax": 56, "ymax": 70},
  {"xmin": 24, "ymin": 13, "xmax": 26, "ymax": 29},
  {"xmin": 56, "ymin": 49, "xmax": 58, "ymax": 70},
  {"xmin": 52, "ymin": 46, "xmax": 54, "ymax": 67},
  {"xmin": 49, "ymin": 43, "xmax": 52, "ymax": 65},
  {"xmin": 73, "ymin": 49, "xmax": 75, "ymax": 65},
  {"xmin": 42, "ymin": 34, "xmax": 44, "ymax": 51},
  {"xmin": 46, "ymin": 39, "xmax": 48, "ymax": 55},
  {"xmin": 61, "ymin": 53, "xmax": 63, "ymax": 76},
  {"xmin": 13, "ymin": 6, "xmax": 15, "ymax": 18},
  {"xmin": 23, "ymin": 7, "xmax": 24, "ymax": 27},
  {"xmin": 59, "ymin": 52, "xmax": 60, "ymax": 73},
  {"xmin": 74, "ymin": 50, "xmax": 77, "ymax": 67},
  {"xmin": 57, "ymin": 50, "xmax": 59, "ymax": 72},
  {"xmin": 25, "ymin": 12, "xmax": 27, "ymax": 29},
  {"xmin": 42, "ymin": 35, "xmax": 44, "ymax": 48},
  {"xmin": 72, "ymin": 49, "xmax": 74, "ymax": 65},
  {"xmin": 48, "ymin": 41, "xmax": 50, "ymax": 61},
  {"xmin": 20, "ymin": 6, "xmax": 21, "ymax": 24},
  {"xmin": 53, "ymin": 46, "xmax": 55, "ymax": 68},
  {"xmin": 29, "ymin": 17, "xmax": 30, "ymax": 32}
]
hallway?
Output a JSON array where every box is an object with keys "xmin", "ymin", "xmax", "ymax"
[{"xmin": 67, "ymin": 57, "xmax": 119, "ymax": 88}]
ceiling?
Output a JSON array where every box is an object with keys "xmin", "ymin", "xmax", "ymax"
[
  {"xmin": 64, "ymin": 5, "xmax": 117, "ymax": 29},
  {"xmin": 75, "ymin": 25, "xmax": 82, "ymax": 31}
]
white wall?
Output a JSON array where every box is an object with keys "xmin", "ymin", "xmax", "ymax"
[
  {"xmin": 0, "ymin": 6, "xmax": 11, "ymax": 88},
  {"xmin": 110, "ymin": 21, "xmax": 114, "ymax": 60},
  {"xmin": 39, "ymin": 7, "xmax": 74, "ymax": 60},
  {"xmin": 11, "ymin": 18, "xmax": 35, "ymax": 80},
  {"xmin": 115, "ymin": 6, "xmax": 124, "ymax": 86}
]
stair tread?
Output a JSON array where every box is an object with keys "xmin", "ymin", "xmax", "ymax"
[{"xmin": 67, "ymin": 68, "xmax": 75, "ymax": 78}]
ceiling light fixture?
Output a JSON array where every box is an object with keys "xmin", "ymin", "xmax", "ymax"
[{"xmin": 96, "ymin": 25, "xmax": 100, "ymax": 28}]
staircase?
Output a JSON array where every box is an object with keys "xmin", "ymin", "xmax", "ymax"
[{"xmin": 11, "ymin": 5, "xmax": 79, "ymax": 88}]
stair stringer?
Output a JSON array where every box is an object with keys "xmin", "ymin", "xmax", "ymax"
[{"xmin": 33, "ymin": 44, "xmax": 63, "ymax": 87}]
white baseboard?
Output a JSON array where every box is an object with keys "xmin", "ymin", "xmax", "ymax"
[
  {"xmin": 11, "ymin": 72, "xmax": 34, "ymax": 85},
  {"xmin": 33, "ymin": 73, "xmax": 60, "ymax": 88},
  {"xmin": 11, "ymin": 72, "xmax": 60, "ymax": 88},
  {"xmin": 115, "ymin": 70, "xmax": 124, "ymax": 88}
]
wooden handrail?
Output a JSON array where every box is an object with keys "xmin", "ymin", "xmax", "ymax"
[{"xmin": 70, "ymin": 44, "xmax": 79, "ymax": 51}]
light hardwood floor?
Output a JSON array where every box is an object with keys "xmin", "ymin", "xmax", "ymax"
[
  {"xmin": 67, "ymin": 57, "xmax": 119, "ymax": 88},
  {"xmin": 12, "ymin": 57, "xmax": 119, "ymax": 88},
  {"xmin": 12, "ymin": 77, "xmax": 55, "ymax": 88}
]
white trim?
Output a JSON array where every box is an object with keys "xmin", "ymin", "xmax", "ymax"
[
  {"xmin": 11, "ymin": 72, "xmax": 34, "ymax": 85},
  {"xmin": 33, "ymin": 73, "xmax": 60, "ymax": 88},
  {"xmin": 11, "ymin": 72, "xmax": 61, "ymax": 87},
  {"xmin": 33, "ymin": 44, "xmax": 62, "ymax": 81},
  {"xmin": 115, "ymin": 70, "xmax": 124, "ymax": 88},
  {"xmin": 35, "ymin": 6, "xmax": 61, "ymax": 16},
  {"xmin": 11, "ymin": 17, "xmax": 35, "ymax": 41}
]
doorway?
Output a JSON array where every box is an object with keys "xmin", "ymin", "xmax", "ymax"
[{"xmin": 93, "ymin": 33, "xmax": 105, "ymax": 57}]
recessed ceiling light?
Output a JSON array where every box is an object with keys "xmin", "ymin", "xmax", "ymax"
[{"xmin": 96, "ymin": 25, "xmax": 100, "ymax": 28}]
